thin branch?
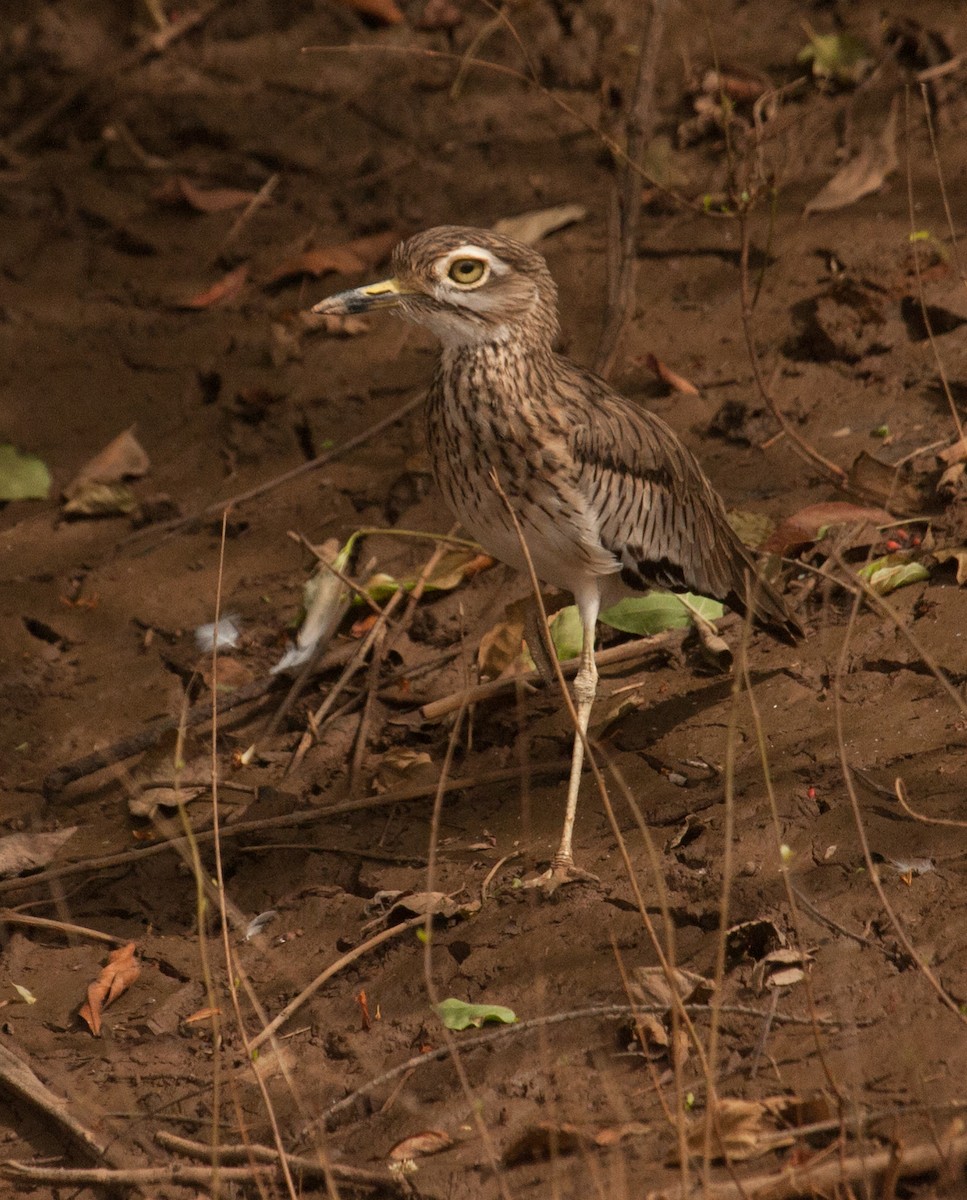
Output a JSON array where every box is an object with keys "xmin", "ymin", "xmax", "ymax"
[{"xmin": 594, "ymin": 0, "xmax": 669, "ymax": 377}]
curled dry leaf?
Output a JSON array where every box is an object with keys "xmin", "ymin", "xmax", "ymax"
[
  {"xmin": 336, "ymin": 0, "xmax": 403, "ymax": 24},
  {"xmin": 751, "ymin": 945, "xmax": 813, "ymax": 991},
  {"xmin": 267, "ymin": 230, "xmax": 398, "ymax": 286},
  {"xmin": 388, "ymin": 1129, "xmax": 453, "ymax": 1165},
  {"xmin": 631, "ymin": 965, "xmax": 714, "ymax": 1008},
  {"xmin": 645, "ymin": 352, "xmax": 700, "ymax": 395},
  {"xmin": 181, "ymin": 263, "xmax": 249, "ymax": 310},
  {"xmin": 939, "ymin": 436, "xmax": 967, "ymax": 466},
  {"xmin": 478, "ymin": 614, "xmax": 526, "ymax": 678},
  {"xmin": 933, "ymin": 547, "xmax": 967, "ymax": 585},
  {"xmin": 78, "ymin": 942, "xmax": 140, "ymax": 1036},
  {"xmin": 805, "ymin": 102, "xmax": 897, "ymax": 214},
  {"xmin": 154, "ymin": 175, "xmax": 261, "ymax": 213},
  {"xmin": 63, "ymin": 427, "xmax": 150, "ymax": 506},
  {"xmin": 684, "ymin": 1096, "xmax": 796, "ymax": 1163},
  {"xmin": 491, "ymin": 204, "xmax": 586, "ymax": 247}
]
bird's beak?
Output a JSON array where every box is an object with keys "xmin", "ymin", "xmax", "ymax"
[{"xmin": 311, "ymin": 277, "xmax": 412, "ymax": 316}]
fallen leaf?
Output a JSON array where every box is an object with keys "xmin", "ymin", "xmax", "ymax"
[
  {"xmin": 728, "ymin": 510, "xmax": 776, "ymax": 549},
  {"xmin": 245, "ymin": 911, "xmax": 277, "ymax": 940},
  {"xmin": 797, "ymin": 30, "xmax": 874, "ymax": 86},
  {"xmin": 548, "ymin": 604, "xmax": 584, "ymax": 661},
  {"xmin": 478, "ymin": 615, "xmax": 526, "ymax": 678},
  {"xmin": 857, "ymin": 555, "xmax": 930, "ymax": 595},
  {"xmin": 154, "ymin": 175, "xmax": 261, "ymax": 213},
  {"xmin": 685, "ymin": 1096, "xmax": 796, "ymax": 1162},
  {"xmin": 11, "ymin": 984, "xmax": 36, "ymax": 1005},
  {"xmin": 0, "ymin": 828, "xmax": 78, "ymax": 878},
  {"xmin": 805, "ymin": 102, "xmax": 897, "ymax": 214},
  {"xmin": 631, "ymin": 966, "xmax": 714, "ymax": 1008},
  {"xmin": 78, "ymin": 942, "xmax": 140, "ymax": 1036},
  {"xmin": 388, "ymin": 1130, "xmax": 453, "ymax": 1164},
  {"xmin": 267, "ymin": 231, "xmax": 397, "ymax": 286},
  {"xmin": 933, "ymin": 547, "xmax": 967, "ymax": 585},
  {"xmin": 600, "ymin": 592, "xmax": 724, "ymax": 636},
  {"xmin": 435, "ymin": 998, "xmax": 517, "ymax": 1031},
  {"xmin": 362, "ymin": 549, "xmax": 493, "ymax": 603},
  {"xmin": 194, "ymin": 615, "xmax": 242, "ymax": 652},
  {"xmin": 762, "ymin": 501, "xmax": 895, "ymax": 555},
  {"xmin": 726, "ymin": 918, "xmax": 785, "ymax": 968},
  {"xmin": 63, "ymin": 428, "xmax": 149, "ymax": 503},
  {"xmin": 848, "ymin": 450, "xmax": 922, "ymax": 511},
  {"xmin": 751, "ymin": 945, "xmax": 813, "ymax": 991},
  {"xmin": 202, "ymin": 656, "xmax": 254, "ymax": 693},
  {"xmin": 939, "ymin": 436, "xmax": 967, "ymax": 466},
  {"xmin": 491, "ymin": 204, "xmax": 586, "ymax": 246},
  {"xmin": 183, "ymin": 1006, "xmax": 221, "ymax": 1026},
  {"xmin": 336, "ymin": 0, "xmax": 403, "ymax": 24},
  {"xmin": 62, "ymin": 482, "xmax": 138, "ymax": 517},
  {"xmin": 272, "ymin": 534, "xmax": 358, "ymax": 674},
  {"xmin": 0, "ymin": 444, "xmax": 51, "ymax": 501},
  {"xmin": 645, "ymin": 352, "xmax": 700, "ymax": 395},
  {"xmin": 181, "ymin": 263, "xmax": 250, "ymax": 309}
]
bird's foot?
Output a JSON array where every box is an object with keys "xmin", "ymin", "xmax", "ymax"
[{"xmin": 522, "ymin": 856, "xmax": 598, "ymax": 895}]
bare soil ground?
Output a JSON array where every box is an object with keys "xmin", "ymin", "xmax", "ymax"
[{"xmin": 3, "ymin": 2, "xmax": 967, "ymax": 1197}]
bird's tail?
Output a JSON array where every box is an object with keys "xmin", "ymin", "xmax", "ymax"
[{"xmin": 725, "ymin": 552, "xmax": 803, "ymax": 645}]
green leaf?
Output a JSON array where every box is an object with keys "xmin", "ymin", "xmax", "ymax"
[
  {"xmin": 858, "ymin": 555, "xmax": 930, "ymax": 595},
  {"xmin": 600, "ymin": 592, "xmax": 724, "ymax": 636},
  {"xmin": 0, "ymin": 444, "xmax": 51, "ymax": 501},
  {"xmin": 435, "ymin": 998, "xmax": 518, "ymax": 1031},
  {"xmin": 548, "ymin": 604, "xmax": 584, "ymax": 661},
  {"xmin": 797, "ymin": 32, "xmax": 873, "ymax": 85}
]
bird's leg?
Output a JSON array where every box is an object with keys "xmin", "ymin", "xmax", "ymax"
[{"xmin": 527, "ymin": 590, "xmax": 601, "ymax": 891}]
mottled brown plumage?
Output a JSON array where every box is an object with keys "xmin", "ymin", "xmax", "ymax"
[{"xmin": 314, "ymin": 226, "xmax": 802, "ymax": 886}]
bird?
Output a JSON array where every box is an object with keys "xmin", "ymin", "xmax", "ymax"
[{"xmin": 312, "ymin": 226, "xmax": 803, "ymax": 888}]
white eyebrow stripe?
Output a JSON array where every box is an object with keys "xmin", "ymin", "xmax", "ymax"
[{"xmin": 438, "ymin": 245, "xmax": 509, "ymax": 276}]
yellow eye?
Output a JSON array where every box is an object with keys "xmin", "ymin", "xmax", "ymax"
[{"xmin": 448, "ymin": 258, "xmax": 486, "ymax": 286}]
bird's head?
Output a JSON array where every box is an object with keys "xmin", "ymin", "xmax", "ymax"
[{"xmin": 312, "ymin": 226, "xmax": 559, "ymax": 349}]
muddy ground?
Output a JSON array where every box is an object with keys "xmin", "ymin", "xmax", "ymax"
[{"xmin": 3, "ymin": 1, "xmax": 967, "ymax": 1197}]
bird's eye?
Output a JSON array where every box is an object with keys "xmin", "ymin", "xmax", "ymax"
[{"xmin": 447, "ymin": 258, "xmax": 487, "ymax": 286}]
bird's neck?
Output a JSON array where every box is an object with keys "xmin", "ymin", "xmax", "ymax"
[{"xmin": 440, "ymin": 333, "xmax": 555, "ymax": 377}]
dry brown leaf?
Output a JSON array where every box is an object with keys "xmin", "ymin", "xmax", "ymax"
[
  {"xmin": 64, "ymin": 427, "xmax": 150, "ymax": 498},
  {"xmin": 645, "ymin": 352, "xmax": 701, "ymax": 395},
  {"xmin": 762, "ymin": 500, "xmax": 895, "ymax": 555},
  {"xmin": 631, "ymin": 965, "xmax": 714, "ymax": 1008},
  {"xmin": 805, "ymin": 102, "xmax": 898, "ymax": 214},
  {"xmin": 939, "ymin": 436, "xmax": 967, "ymax": 466},
  {"xmin": 388, "ymin": 1130, "xmax": 453, "ymax": 1164},
  {"xmin": 183, "ymin": 1006, "xmax": 221, "ymax": 1025},
  {"xmin": 933, "ymin": 547, "xmax": 967, "ymax": 585},
  {"xmin": 336, "ymin": 0, "xmax": 403, "ymax": 23},
  {"xmin": 491, "ymin": 204, "xmax": 586, "ymax": 246},
  {"xmin": 181, "ymin": 263, "xmax": 250, "ymax": 309},
  {"xmin": 847, "ymin": 451, "xmax": 924, "ymax": 512},
  {"xmin": 78, "ymin": 942, "xmax": 140, "ymax": 1036},
  {"xmin": 685, "ymin": 1097, "xmax": 796, "ymax": 1162},
  {"xmin": 154, "ymin": 175, "xmax": 260, "ymax": 213},
  {"xmin": 477, "ymin": 616, "xmax": 525, "ymax": 678},
  {"xmin": 267, "ymin": 230, "xmax": 398, "ymax": 286},
  {"xmin": 751, "ymin": 946, "xmax": 813, "ymax": 992}
]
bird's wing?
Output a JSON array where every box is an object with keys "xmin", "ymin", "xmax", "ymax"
[{"xmin": 557, "ymin": 361, "xmax": 800, "ymax": 639}]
